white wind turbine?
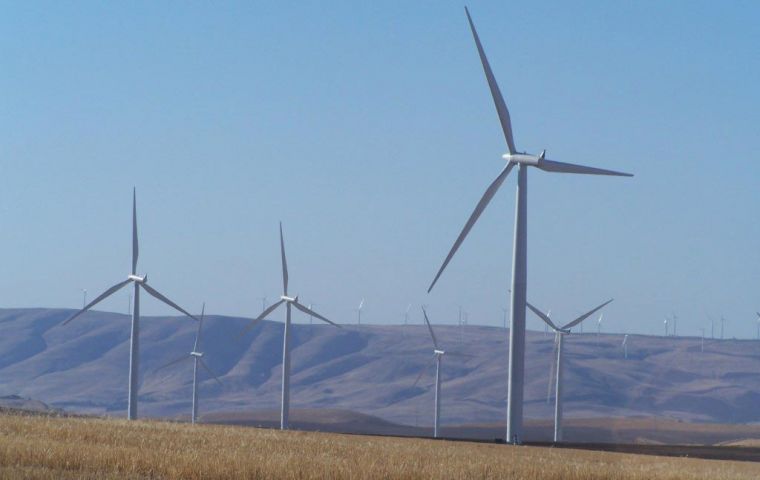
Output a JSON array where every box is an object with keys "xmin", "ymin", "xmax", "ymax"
[
  {"xmin": 240, "ymin": 223, "xmax": 339, "ymax": 430},
  {"xmin": 155, "ymin": 302, "xmax": 221, "ymax": 424},
  {"xmin": 357, "ymin": 298, "xmax": 365, "ymax": 325},
  {"xmin": 411, "ymin": 306, "xmax": 446, "ymax": 438},
  {"xmin": 427, "ymin": 7, "xmax": 632, "ymax": 444},
  {"xmin": 62, "ymin": 189, "xmax": 199, "ymax": 420},
  {"xmin": 527, "ymin": 299, "xmax": 613, "ymax": 442},
  {"xmin": 622, "ymin": 334, "xmax": 629, "ymax": 359}
]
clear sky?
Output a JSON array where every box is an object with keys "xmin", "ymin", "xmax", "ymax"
[{"xmin": 1, "ymin": 1, "xmax": 758, "ymax": 338}]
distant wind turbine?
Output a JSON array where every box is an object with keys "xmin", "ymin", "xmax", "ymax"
[
  {"xmin": 426, "ymin": 7, "xmax": 632, "ymax": 444},
  {"xmin": 721, "ymin": 316, "xmax": 726, "ymax": 340},
  {"xmin": 62, "ymin": 189, "xmax": 199, "ymax": 420},
  {"xmin": 357, "ymin": 298, "xmax": 364, "ymax": 325},
  {"xmin": 663, "ymin": 317, "xmax": 669, "ymax": 337},
  {"xmin": 155, "ymin": 303, "xmax": 221, "ymax": 424},
  {"xmin": 412, "ymin": 306, "xmax": 446, "ymax": 438},
  {"xmin": 240, "ymin": 223, "xmax": 339, "ymax": 430},
  {"xmin": 527, "ymin": 299, "xmax": 613, "ymax": 442},
  {"xmin": 622, "ymin": 334, "xmax": 628, "ymax": 359},
  {"xmin": 596, "ymin": 314, "xmax": 603, "ymax": 337}
]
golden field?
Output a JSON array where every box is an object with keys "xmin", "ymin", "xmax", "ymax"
[{"xmin": 0, "ymin": 412, "xmax": 759, "ymax": 480}]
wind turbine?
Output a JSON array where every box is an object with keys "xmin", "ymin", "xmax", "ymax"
[
  {"xmin": 426, "ymin": 7, "xmax": 631, "ymax": 444},
  {"xmin": 596, "ymin": 314, "xmax": 603, "ymax": 337},
  {"xmin": 240, "ymin": 223, "xmax": 339, "ymax": 430},
  {"xmin": 721, "ymin": 316, "xmax": 726, "ymax": 339},
  {"xmin": 663, "ymin": 317, "xmax": 669, "ymax": 337},
  {"xmin": 357, "ymin": 298, "xmax": 364, "ymax": 325},
  {"xmin": 622, "ymin": 334, "xmax": 628, "ymax": 359},
  {"xmin": 62, "ymin": 189, "xmax": 199, "ymax": 420},
  {"xmin": 527, "ymin": 299, "xmax": 613, "ymax": 442},
  {"xmin": 155, "ymin": 303, "xmax": 221, "ymax": 424},
  {"xmin": 412, "ymin": 306, "xmax": 446, "ymax": 438}
]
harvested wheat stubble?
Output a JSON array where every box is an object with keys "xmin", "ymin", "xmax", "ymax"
[{"xmin": 0, "ymin": 412, "xmax": 758, "ymax": 480}]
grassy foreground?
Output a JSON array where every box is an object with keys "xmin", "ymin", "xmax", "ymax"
[{"xmin": 0, "ymin": 413, "xmax": 759, "ymax": 479}]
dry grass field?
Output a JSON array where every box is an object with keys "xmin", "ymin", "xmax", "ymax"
[{"xmin": 1, "ymin": 412, "xmax": 759, "ymax": 480}]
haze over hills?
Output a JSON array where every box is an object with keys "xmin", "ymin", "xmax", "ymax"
[{"xmin": 2, "ymin": 308, "xmax": 760, "ymax": 430}]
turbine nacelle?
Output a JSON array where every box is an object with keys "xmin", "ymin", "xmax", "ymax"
[
  {"xmin": 127, "ymin": 274, "xmax": 146, "ymax": 284},
  {"xmin": 280, "ymin": 295, "xmax": 298, "ymax": 303},
  {"xmin": 190, "ymin": 351, "xmax": 203, "ymax": 358},
  {"xmin": 434, "ymin": 349, "xmax": 445, "ymax": 356},
  {"xmin": 501, "ymin": 149, "xmax": 546, "ymax": 166}
]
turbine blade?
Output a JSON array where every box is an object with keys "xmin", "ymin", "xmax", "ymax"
[
  {"xmin": 421, "ymin": 306, "xmax": 439, "ymax": 350},
  {"xmin": 154, "ymin": 354, "xmax": 189, "ymax": 373},
  {"xmin": 526, "ymin": 301, "xmax": 562, "ymax": 332},
  {"xmin": 445, "ymin": 351, "xmax": 475, "ymax": 359},
  {"xmin": 132, "ymin": 188, "xmax": 138, "ymax": 274},
  {"xmin": 239, "ymin": 299, "xmax": 285, "ymax": 336},
  {"xmin": 279, "ymin": 222, "xmax": 288, "ymax": 295},
  {"xmin": 465, "ymin": 7, "xmax": 517, "ymax": 154},
  {"xmin": 140, "ymin": 283, "xmax": 198, "ymax": 321},
  {"xmin": 292, "ymin": 301, "xmax": 340, "ymax": 328},
  {"xmin": 193, "ymin": 302, "xmax": 205, "ymax": 352},
  {"xmin": 238, "ymin": 316, "xmax": 265, "ymax": 338},
  {"xmin": 537, "ymin": 159, "xmax": 633, "ymax": 177},
  {"xmin": 412, "ymin": 356, "xmax": 436, "ymax": 388},
  {"xmin": 428, "ymin": 162, "xmax": 515, "ymax": 293},
  {"xmin": 562, "ymin": 299, "xmax": 614, "ymax": 330},
  {"xmin": 200, "ymin": 359, "xmax": 223, "ymax": 386},
  {"xmin": 62, "ymin": 279, "xmax": 133, "ymax": 325}
]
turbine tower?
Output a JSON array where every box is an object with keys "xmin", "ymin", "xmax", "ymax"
[
  {"xmin": 411, "ymin": 306, "xmax": 446, "ymax": 438},
  {"xmin": 63, "ymin": 189, "xmax": 199, "ymax": 420},
  {"xmin": 155, "ymin": 303, "xmax": 221, "ymax": 424},
  {"xmin": 240, "ymin": 223, "xmax": 339, "ymax": 430},
  {"xmin": 426, "ymin": 7, "xmax": 632, "ymax": 444},
  {"xmin": 527, "ymin": 299, "xmax": 613, "ymax": 442}
]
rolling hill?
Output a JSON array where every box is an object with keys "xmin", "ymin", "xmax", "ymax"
[{"xmin": 2, "ymin": 307, "xmax": 760, "ymax": 438}]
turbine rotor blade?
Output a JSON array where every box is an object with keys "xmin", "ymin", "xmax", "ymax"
[
  {"xmin": 132, "ymin": 188, "xmax": 138, "ymax": 274},
  {"xmin": 140, "ymin": 283, "xmax": 199, "ymax": 321},
  {"xmin": 421, "ymin": 306, "xmax": 439, "ymax": 350},
  {"xmin": 526, "ymin": 301, "xmax": 562, "ymax": 332},
  {"xmin": 240, "ymin": 299, "xmax": 286, "ymax": 337},
  {"xmin": 562, "ymin": 299, "xmax": 614, "ymax": 330},
  {"xmin": 537, "ymin": 159, "xmax": 633, "ymax": 177},
  {"xmin": 279, "ymin": 222, "xmax": 288, "ymax": 295},
  {"xmin": 412, "ymin": 355, "xmax": 436, "ymax": 388},
  {"xmin": 200, "ymin": 359, "xmax": 223, "ymax": 386},
  {"xmin": 428, "ymin": 162, "xmax": 515, "ymax": 293},
  {"xmin": 154, "ymin": 354, "xmax": 189, "ymax": 373},
  {"xmin": 193, "ymin": 302, "xmax": 205, "ymax": 352},
  {"xmin": 292, "ymin": 301, "xmax": 340, "ymax": 328},
  {"xmin": 464, "ymin": 7, "xmax": 517, "ymax": 154},
  {"xmin": 238, "ymin": 316, "xmax": 265, "ymax": 338},
  {"xmin": 62, "ymin": 278, "xmax": 133, "ymax": 325}
]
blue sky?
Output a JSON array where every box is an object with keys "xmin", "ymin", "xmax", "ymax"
[{"xmin": 1, "ymin": 1, "xmax": 758, "ymax": 337}]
